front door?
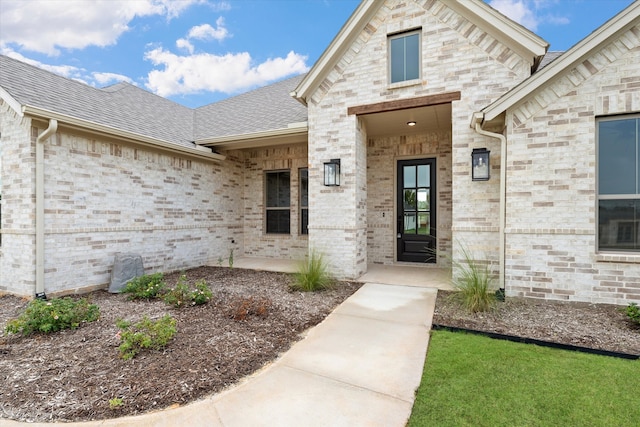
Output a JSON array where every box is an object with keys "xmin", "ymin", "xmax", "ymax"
[{"xmin": 397, "ymin": 158, "xmax": 436, "ymax": 263}]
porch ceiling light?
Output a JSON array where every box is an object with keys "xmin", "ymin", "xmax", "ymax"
[
  {"xmin": 407, "ymin": 121, "xmax": 417, "ymax": 126},
  {"xmin": 472, "ymin": 148, "xmax": 490, "ymax": 181},
  {"xmin": 324, "ymin": 159, "xmax": 341, "ymax": 186}
]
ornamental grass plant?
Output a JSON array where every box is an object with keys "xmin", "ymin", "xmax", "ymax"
[
  {"xmin": 451, "ymin": 244, "xmax": 495, "ymax": 313},
  {"xmin": 291, "ymin": 250, "xmax": 333, "ymax": 292}
]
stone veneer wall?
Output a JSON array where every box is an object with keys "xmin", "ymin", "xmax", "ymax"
[
  {"xmin": 240, "ymin": 143, "xmax": 309, "ymax": 260},
  {"xmin": 0, "ymin": 100, "xmax": 36, "ymax": 295},
  {"xmin": 366, "ymin": 130, "xmax": 452, "ymax": 265},
  {"xmin": 306, "ymin": 0, "xmax": 533, "ymax": 279},
  {"xmin": 0, "ymin": 111, "xmax": 245, "ymax": 296},
  {"xmin": 504, "ymin": 23, "xmax": 640, "ymax": 305}
]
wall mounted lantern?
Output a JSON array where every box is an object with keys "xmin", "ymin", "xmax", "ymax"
[
  {"xmin": 324, "ymin": 159, "xmax": 341, "ymax": 186},
  {"xmin": 471, "ymin": 148, "xmax": 490, "ymax": 181}
]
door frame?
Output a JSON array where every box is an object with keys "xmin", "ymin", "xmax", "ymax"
[{"xmin": 395, "ymin": 157, "xmax": 437, "ymax": 263}]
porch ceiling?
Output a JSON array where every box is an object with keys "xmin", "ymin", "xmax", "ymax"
[{"xmin": 359, "ymin": 103, "xmax": 451, "ymax": 138}]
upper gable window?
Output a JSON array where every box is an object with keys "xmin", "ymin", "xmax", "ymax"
[{"xmin": 389, "ymin": 30, "xmax": 421, "ymax": 84}]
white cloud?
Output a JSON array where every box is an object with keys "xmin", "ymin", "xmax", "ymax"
[
  {"xmin": 0, "ymin": 0, "xmax": 205, "ymax": 56},
  {"xmin": 188, "ymin": 18, "xmax": 229, "ymax": 41},
  {"xmin": 93, "ymin": 72, "xmax": 134, "ymax": 86},
  {"xmin": 176, "ymin": 38, "xmax": 195, "ymax": 54},
  {"xmin": 489, "ymin": 0, "xmax": 570, "ymax": 31},
  {"xmin": 490, "ymin": 0, "xmax": 539, "ymax": 30},
  {"xmin": 144, "ymin": 48, "xmax": 309, "ymax": 97}
]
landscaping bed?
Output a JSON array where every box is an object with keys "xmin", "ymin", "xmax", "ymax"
[
  {"xmin": 433, "ymin": 290, "xmax": 640, "ymax": 356},
  {"xmin": 0, "ymin": 267, "xmax": 361, "ymax": 423}
]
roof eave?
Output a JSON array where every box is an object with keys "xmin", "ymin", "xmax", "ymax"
[
  {"xmin": 23, "ymin": 105, "xmax": 225, "ymax": 162},
  {"xmin": 0, "ymin": 86, "xmax": 24, "ymax": 116},
  {"xmin": 482, "ymin": 0, "xmax": 640, "ymax": 123},
  {"xmin": 196, "ymin": 122, "xmax": 308, "ymax": 149}
]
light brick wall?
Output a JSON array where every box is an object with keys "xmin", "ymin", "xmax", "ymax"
[
  {"xmin": 505, "ymin": 24, "xmax": 640, "ymax": 304},
  {"xmin": 0, "ymin": 100, "xmax": 37, "ymax": 295},
  {"xmin": 1, "ymin": 118, "xmax": 245, "ymax": 296},
  {"xmin": 307, "ymin": 0, "xmax": 533, "ymax": 278},
  {"xmin": 240, "ymin": 143, "xmax": 309, "ymax": 260}
]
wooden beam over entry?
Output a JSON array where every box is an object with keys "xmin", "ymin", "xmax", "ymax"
[{"xmin": 347, "ymin": 91, "xmax": 461, "ymax": 116}]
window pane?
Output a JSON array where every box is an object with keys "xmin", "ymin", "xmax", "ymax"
[
  {"xmin": 417, "ymin": 213, "xmax": 430, "ymax": 235},
  {"xmin": 599, "ymin": 119, "xmax": 637, "ymax": 195},
  {"xmin": 390, "ymin": 37, "xmax": 405, "ymax": 83},
  {"xmin": 300, "ymin": 169, "xmax": 308, "ymax": 207},
  {"xmin": 404, "ymin": 189, "xmax": 416, "ymax": 210},
  {"xmin": 598, "ymin": 199, "xmax": 640, "ymax": 251},
  {"xmin": 404, "ymin": 166, "xmax": 416, "ymax": 188},
  {"xmin": 266, "ymin": 171, "xmax": 290, "ymax": 207},
  {"xmin": 404, "ymin": 213, "xmax": 417, "ymax": 234},
  {"xmin": 417, "ymin": 188, "xmax": 429, "ymax": 211},
  {"xmin": 417, "ymin": 165, "xmax": 429, "ymax": 187},
  {"xmin": 405, "ymin": 33, "xmax": 420, "ymax": 81},
  {"xmin": 301, "ymin": 208, "xmax": 308, "ymax": 235},
  {"xmin": 266, "ymin": 210, "xmax": 290, "ymax": 234}
]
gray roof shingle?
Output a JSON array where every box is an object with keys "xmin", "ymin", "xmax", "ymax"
[
  {"xmin": 194, "ymin": 74, "xmax": 308, "ymax": 140},
  {"xmin": 0, "ymin": 55, "xmax": 308, "ymax": 148}
]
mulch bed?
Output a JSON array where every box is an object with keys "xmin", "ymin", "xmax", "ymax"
[
  {"xmin": 0, "ymin": 267, "xmax": 361, "ymax": 423},
  {"xmin": 1, "ymin": 269, "xmax": 639, "ymax": 423},
  {"xmin": 433, "ymin": 290, "xmax": 640, "ymax": 356}
]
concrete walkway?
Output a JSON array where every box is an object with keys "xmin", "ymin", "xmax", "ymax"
[{"xmin": 4, "ymin": 261, "xmax": 442, "ymax": 427}]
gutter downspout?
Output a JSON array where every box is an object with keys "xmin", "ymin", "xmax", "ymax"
[
  {"xmin": 35, "ymin": 119, "xmax": 58, "ymax": 299},
  {"xmin": 471, "ymin": 112, "xmax": 506, "ymax": 291}
]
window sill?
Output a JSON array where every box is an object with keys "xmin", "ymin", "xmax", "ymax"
[
  {"xmin": 387, "ymin": 79, "xmax": 424, "ymax": 90},
  {"xmin": 596, "ymin": 252, "xmax": 640, "ymax": 264}
]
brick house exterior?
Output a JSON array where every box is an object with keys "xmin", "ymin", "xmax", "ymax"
[{"xmin": 1, "ymin": 0, "xmax": 639, "ymax": 305}]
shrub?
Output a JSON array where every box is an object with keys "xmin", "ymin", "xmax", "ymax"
[
  {"xmin": 451, "ymin": 245, "xmax": 495, "ymax": 313},
  {"xmin": 229, "ymin": 297, "xmax": 270, "ymax": 321},
  {"xmin": 163, "ymin": 275, "xmax": 212, "ymax": 308},
  {"xmin": 626, "ymin": 303, "xmax": 640, "ymax": 325},
  {"xmin": 122, "ymin": 273, "xmax": 165, "ymax": 300},
  {"xmin": 5, "ymin": 297, "xmax": 99, "ymax": 336},
  {"xmin": 116, "ymin": 315, "xmax": 177, "ymax": 360},
  {"xmin": 291, "ymin": 250, "xmax": 333, "ymax": 292}
]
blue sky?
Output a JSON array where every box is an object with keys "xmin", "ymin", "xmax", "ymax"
[{"xmin": 0, "ymin": 0, "xmax": 635, "ymax": 108}]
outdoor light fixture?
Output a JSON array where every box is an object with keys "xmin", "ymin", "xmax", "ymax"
[
  {"xmin": 407, "ymin": 121, "xmax": 417, "ymax": 126},
  {"xmin": 324, "ymin": 159, "xmax": 341, "ymax": 186},
  {"xmin": 471, "ymin": 148, "xmax": 490, "ymax": 181}
]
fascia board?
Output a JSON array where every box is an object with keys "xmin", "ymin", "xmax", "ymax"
[
  {"xmin": 482, "ymin": 1, "xmax": 640, "ymax": 123},
  {"xmin": 292, "ymin": 1, "xmax": 381, "ymax": 103},
  {"xmin": 0, "ymin": 86, "xmax": 24, "ymax": 116},
  {"xmin": 196, "ymin": 122, "xmax": 308, "ymax": 147},
  {"xmin": 23, "ymin": 105, "xmax": 226, "ymax": 162}
]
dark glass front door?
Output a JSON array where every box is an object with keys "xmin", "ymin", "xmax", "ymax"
[{"xmin": 397, "ymin": 158, "xmax": 436, "ymax": 262}]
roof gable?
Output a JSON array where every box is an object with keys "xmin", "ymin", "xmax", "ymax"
[
  {"xmin": 481, "ymin": 0, "xmax": 640, "ymax": 124},
  {"xmin": 292, "ymin": 0, "xmax": 548, "ymax": 104}
]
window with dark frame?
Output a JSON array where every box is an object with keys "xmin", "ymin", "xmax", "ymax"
[
  {"xmin": 300, "ymin": 168, "xmax": 308, "ymax": 235},
  {"xmin": 265, "ymin": 170, "xmax": 291, "ymax": 234},
  {"xmin": 389, "ymin": 29, "xmax": 421, "ymax": 84},
  {"xmin": 598, "ymin": 115, "xmax": 640, "ymax": 251}
]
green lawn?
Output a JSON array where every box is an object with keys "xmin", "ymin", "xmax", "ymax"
[{"xmin": 408, "ymin": 330, "xmax": 639, "ymax": 426}]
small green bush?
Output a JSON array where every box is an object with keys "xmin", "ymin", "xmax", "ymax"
[
  {"xmin": 452, "ymin": 245, "xmax": 495, "ymax": 313},
  {"xmin": 122, "ymin": 273, "xmax": 165, "ymax": 300},
  {"xmin": 626, "ymin": 302, "xmax": 640, "ymax": 325},
  {"xmin": 163, "ymin": 275, "xmax": 212, "ymax": 308},
  {"xmin": 290, "ymin": 250, "xmax": 333, "ymax": 292},
  {"xmin": 116, "ymin": 315, "xmax": 177, "ymax": 360},
  {"xmin": 5, "ymin": 297, "xmax": 99, "ymax": 336}
]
